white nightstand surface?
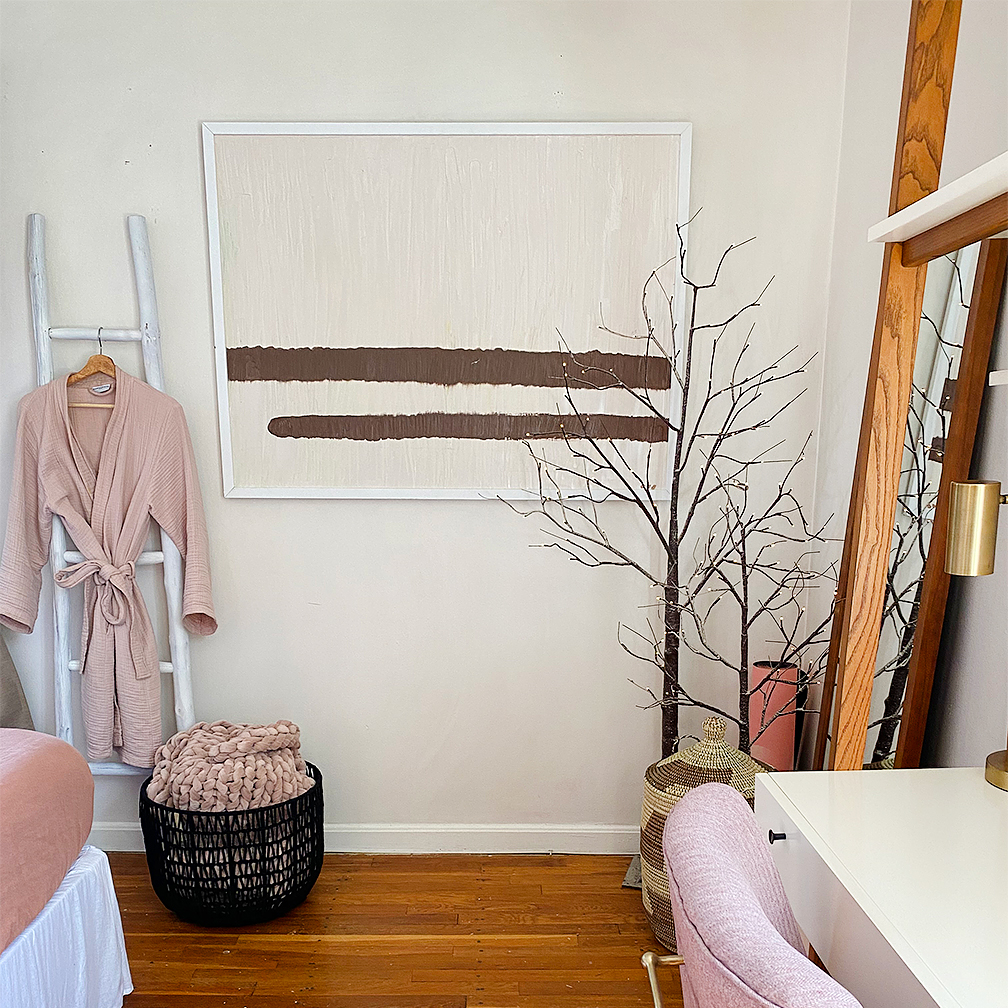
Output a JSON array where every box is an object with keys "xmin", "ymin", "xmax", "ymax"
[{"xmin": 756, "ymin": 767, "xmax": 1007, "ymax": 1008}]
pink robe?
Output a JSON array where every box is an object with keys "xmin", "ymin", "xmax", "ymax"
[{"xmin": 0, "ymin": 368, "xmax": 216, "ymax": 767}]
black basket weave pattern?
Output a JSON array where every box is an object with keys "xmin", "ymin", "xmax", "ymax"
[{"xmin": 139, "ymin": 762, "xmax": 324, "ymax": 926}]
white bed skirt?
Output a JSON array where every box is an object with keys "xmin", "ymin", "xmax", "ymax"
[{"xmin": 0, "ymin": 845, "xmax": 133, "ymax": 1008}]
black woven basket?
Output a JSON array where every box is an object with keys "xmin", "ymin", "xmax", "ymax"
[{"xmin": 139, "ymin": 763, "xmax": 324, "ymax": 926}]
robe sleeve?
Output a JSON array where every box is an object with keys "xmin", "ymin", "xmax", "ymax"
[
  {"xmin": 0, "ymin": 403, "xmax": 52, "ymax": 634},
  {"xmin": 149, "ymin": 402, "xmax": 217, "ymax": 636}
]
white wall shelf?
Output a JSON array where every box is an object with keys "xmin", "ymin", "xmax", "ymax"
[{"xmin": 868, "ymin": 152, "xmax": 1008, "ymax": 245}]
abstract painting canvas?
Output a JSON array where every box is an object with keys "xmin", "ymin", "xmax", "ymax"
[{"xmin": 203, "ymin": 123, "xmax": 691, "ymax": 497}]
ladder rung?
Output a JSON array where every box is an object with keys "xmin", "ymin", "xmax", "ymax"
[
  {"xmin": 49, "ymin": 327, "xmax": 141, "ymax": 341},
  {"xmin": 89, "ymin": 761, "xmax": 150, "ymax": 776},
  {"xmin": 63, "ymin": 550, "xmax": 164, "ymax": 566},
  {"xmin": 69, "ymin": 659, "xmax": 173, "ymax": 674}
]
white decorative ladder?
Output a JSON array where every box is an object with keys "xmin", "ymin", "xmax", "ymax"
[{"xmin": 27, "ymin": 213, "xmax": 196, "ymax": 776}]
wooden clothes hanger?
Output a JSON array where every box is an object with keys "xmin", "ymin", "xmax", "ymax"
[{"xmin": 67, "ymin": 330, "xmax": 117, "ymax": 408}]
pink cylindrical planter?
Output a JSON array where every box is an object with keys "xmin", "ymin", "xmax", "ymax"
[{"xmin": 748, "ymin": 661, "xmax": 798, "ymax": 771}]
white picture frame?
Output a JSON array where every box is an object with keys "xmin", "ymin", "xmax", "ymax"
[{"xmin": 202, "ymin": 121, "xmax": 692, "ymax": 499}]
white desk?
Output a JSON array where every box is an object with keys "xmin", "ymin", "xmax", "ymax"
[{"xmin": 755, "ymin": 768, "xmax": 1007, "ymax": 1008}]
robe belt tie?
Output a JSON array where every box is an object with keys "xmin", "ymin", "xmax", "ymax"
[{"xmin": 55, "ymin": 559, "xmax": 136, "ymax": 626}]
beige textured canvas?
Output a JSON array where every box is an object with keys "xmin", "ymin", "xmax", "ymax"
[{"xmin": 209, "ymin": 128, "xmax": 685, "ymax": 494}]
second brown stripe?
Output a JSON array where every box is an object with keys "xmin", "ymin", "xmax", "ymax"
[{"xmin": 267, "ymin": 413, "xmax": 670, "ymax": 442}]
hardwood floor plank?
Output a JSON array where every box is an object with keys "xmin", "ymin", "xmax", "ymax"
[
  {"xmin": 124, "ymin": 999, "xmax": 465, "ymax": 1008},
  {"xmin": 113, "ymin": 852, "xmax": 682, "ymax": 1007},
  {"xmin": 469, "ymin": 998, "xmax": 659, "ymax": 1008},
  {"xmin": 230, "ymin": 934, "xmax": 581, "ymax": 950}
]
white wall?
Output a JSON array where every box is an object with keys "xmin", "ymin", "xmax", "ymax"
[
  {"xmin": 940, "ymin": 0, "xmax": 1008, "ymax": 187},
  {"xmin": 0, "ymin": 0, "xmax": 852, "ymax": 850},
  {"xmin": 810, "ymin": 0, "xmax": 907, "ymax": 552},
  {"xmin": 802, "ymin": 0, "xmax": 909, "ymax": 765},
  {"xmin": 808, "ymin": 0, "xmax": 1008, "ymax": 767}
]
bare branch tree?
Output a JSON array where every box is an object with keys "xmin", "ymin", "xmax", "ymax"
[{"xmin": 506, "ymin": 229, "xmax": 835, "ymax": 757}]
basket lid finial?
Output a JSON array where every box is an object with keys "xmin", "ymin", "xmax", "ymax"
[
  {"xmin": 644, "ymin": 715, "xmax": 764, "ymax": 807},
  {"xmin": 702, "ymin": 717, "xmax": 726, "ymax": 743}
]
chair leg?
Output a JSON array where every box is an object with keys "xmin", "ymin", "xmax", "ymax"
[{"xmin": 641, "ymin": 950, "xmax": 685, "ymax": 1008}]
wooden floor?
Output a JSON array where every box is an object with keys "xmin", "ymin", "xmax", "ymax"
[{"xmin": 109, "ymin": 852, "xmax": 683, "ymax": 1008}]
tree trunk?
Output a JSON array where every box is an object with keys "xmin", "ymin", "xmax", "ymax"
[
  {"xmin": 662, "ymin": 288, "xmax": 696, "ymax": 759},
  {"xmin": 872, "ymin": 577, "xmax": 924, "ymax": 761},
  {"xmin": 737, "ymin": 535, "xmax": 751, "ymax": 754},
  {"xmin": 662, "ymin": 454, "xmax": 681, "ymax": 758},
  {"xmin": 662, "ymin": 571, "xmax": 679, "ymax": 758},
  {"xmin": 737, "ymin": 670, "xmax": 751, "ymax": 754}
]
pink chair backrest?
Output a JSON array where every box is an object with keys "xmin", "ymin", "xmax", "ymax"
[{"xmin": 663, "ymin": 782, "xmax": 862, "ymax": 1008}]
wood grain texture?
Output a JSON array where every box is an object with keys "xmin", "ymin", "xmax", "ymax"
[
  {"xmin": 110, "ymin": 852, "xmax": 683, "ymax": 1008},
  {"xmin": 895, "ymin": 239, "xmax": 1008, "ymax": 768},
  {"xmin": 901, "ymin": 193, "xmax": 1008, "ymax": 267},
  {"xmin": 826, "ymin": 0, "xmax": 961, "ymax": 771},
  {"xmin": 889, "ymin": 1, "xmax": 961, "ymax": 215},
  {"xmin": 831, "ymin": 248, "xmax": 930, "ymax": 770}
]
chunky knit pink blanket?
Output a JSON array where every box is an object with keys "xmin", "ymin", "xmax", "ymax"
[{"xmin": 146, "ymin": 720, "xmax": 314, "ymax": 812}]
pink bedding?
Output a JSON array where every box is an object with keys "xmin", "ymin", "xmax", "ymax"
[{"xmin": 0, "ymin": 728, "xmax": 94, "ymax": 951}]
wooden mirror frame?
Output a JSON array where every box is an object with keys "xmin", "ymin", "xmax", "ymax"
[{"xmin": 814, "ymin": 0, "xmax": 1008, "ymax": 771}]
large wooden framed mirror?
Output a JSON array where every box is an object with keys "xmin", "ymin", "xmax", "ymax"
[{"xmin": 813, "ymin": 0, "xmax": 1008, "ymax": 772}]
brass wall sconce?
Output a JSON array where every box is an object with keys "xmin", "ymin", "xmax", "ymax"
[
  {"xmin": 945, "ymin": 479, "xmax": 1007, "ymax": 791},
  {"xmin": 946, "ymin": 481, "xmax": 1005, "ymax": 576}
]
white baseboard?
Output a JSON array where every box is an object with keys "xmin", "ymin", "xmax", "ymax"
[
  {"xmin": 89, "ymin": 822, "xmax": 147, "ymax": 851},
  {"xmin": 89, "ymin": 821, "xmax": 639, "ymax": 854},
  {"xmin": 322, "ymin": 823, "xmax": 639, "ymax": 853}
]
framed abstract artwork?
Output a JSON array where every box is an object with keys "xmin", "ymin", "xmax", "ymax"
[{"xmin": 203, "ymin": 122, "xmax": 691, "ymax": 498}]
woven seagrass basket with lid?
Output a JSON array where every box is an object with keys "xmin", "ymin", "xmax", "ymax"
[{"xmin": 640, "ymin": 716, "xmax": 766, "ymax": 950}]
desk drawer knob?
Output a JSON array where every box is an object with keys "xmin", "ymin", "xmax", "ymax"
[{"xmin": 768, "ymin": 830, "xmax": 787, "ymax": 844}]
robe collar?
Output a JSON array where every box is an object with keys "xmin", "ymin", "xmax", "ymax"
[{"xmin": 57, "ymin": 366, "xmax": 133, "ymax": 523}]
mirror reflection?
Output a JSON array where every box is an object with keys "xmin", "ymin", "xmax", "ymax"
[{"xmin": 865, "ymin": 242, "xmax": 980, "ymax": 766}]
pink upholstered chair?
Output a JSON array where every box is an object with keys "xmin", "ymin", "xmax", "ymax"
[{"xmin": 645, "ymin": 782, "xmax": 862, "ymax": 1008}]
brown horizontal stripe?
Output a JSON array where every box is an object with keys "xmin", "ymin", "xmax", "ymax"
[
  {"xmin": 267, "ymin": 413, "xmax": 669, "ymax": 442},
  {"xmin": 228, "ymin": 346, "xmax": 670, "ymax": 390}
]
